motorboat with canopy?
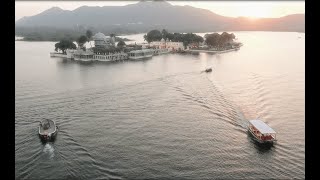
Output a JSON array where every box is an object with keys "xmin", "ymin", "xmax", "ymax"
[
  {"xmin": 248, "ymin": 119, "xmax": 277, "ymax": 143},
  {"xmin": 38, "ymin": 119, "xmax": 58, "ymax": 141}
]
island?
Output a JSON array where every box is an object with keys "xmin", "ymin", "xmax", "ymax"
[{"xmin": 50, "ymin": 29, "xmax": 242, "ymax": 62}]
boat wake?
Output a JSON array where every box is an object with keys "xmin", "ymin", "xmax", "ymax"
[{"xmin": 43, "ymin": 143, "xmax": 55, "ymax": 159}]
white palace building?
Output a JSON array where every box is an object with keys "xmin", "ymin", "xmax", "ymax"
[{"xmin": 150, "ymin": 38, "xmax": 184, "ymax": 51}]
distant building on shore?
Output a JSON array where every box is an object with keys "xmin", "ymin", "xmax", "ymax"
[
  {"xmin": 93, "ymin": 32, "xmax": 115, "ymax": 48},
  {"xmin": 150, "ymin": 38, "xmax": 184, "ymax": 51}
]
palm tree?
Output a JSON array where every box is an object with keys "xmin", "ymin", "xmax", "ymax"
[
  {"xmin": 110, "ymin": 33, "xmax": 116, "ymax": 46},
  {"xmin": 86, "ymin": 30, "xmax": 93, "ymax": 48},
  {"xmin": 76, "ymin": 35, "xmax": 88, "ymax": 50},
  {"xmin": 117, "ymin": 40, "xmax": 126, "ymax": 48}
]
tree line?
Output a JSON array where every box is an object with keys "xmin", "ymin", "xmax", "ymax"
[
  {"xmin": 143, "ymin": 29, "xmax": 238, "ymax": 49},
  {"xmin": 54, "ymin": 30, "xmax": 92, "ymax": 53},
  {"xmin": 204, "ymin": 32, "xmax": 237, "ymax": 50},
  {"xmin": 143, "ymin": 29, "xmax": 204, "ymax": 48}
]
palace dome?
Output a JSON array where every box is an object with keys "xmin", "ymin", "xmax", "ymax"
[{"xmin": 93, "ymin": 32, "xmax": 106, "ymax": 39}]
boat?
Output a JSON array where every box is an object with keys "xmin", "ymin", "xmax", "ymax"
[
  {"xmin": 248, "ymin": 119, "xmax": 277, "ymax": 143},
  {"xmin": 38, "ymin": 119, "xmax": 58, "ymax": 141},
  {"xmin": 153, "ymin": 48, "xmax": 170, "ymax": 55},
  {"xmin": 205, "ymin": 68, "xmax": 212, "ymax": 72},
  {"xmin": 50, "ymin": 52, "xmax": 68, "ymax": 58},
  {"xmin": 128, "ymin": 49, "xmax": 154, "ymax": 60}
]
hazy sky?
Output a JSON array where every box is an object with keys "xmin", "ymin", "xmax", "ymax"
[{"xmin": 15, "ymin": 1, "xmax": 305, "ymax": 21}]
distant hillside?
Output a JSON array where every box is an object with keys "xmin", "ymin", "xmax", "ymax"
[
  {"xmin": 15, "ymin": 1, "xmax": 304, "ymax": 33},
  {"xmin": 227, "ymin": 14, "xmax": 305, "ymax": 32}
]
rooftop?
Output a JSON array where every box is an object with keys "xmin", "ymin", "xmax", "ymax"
[
  {"xmin": 249, "ymin": 119, "xmax": 276, "ymax": 134},
  {"xmin": 93, "ymin": 32, "xmax": 106, "ymax": 39}
]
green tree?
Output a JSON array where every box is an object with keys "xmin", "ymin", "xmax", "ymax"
[
  {"xmin": 204, "ymin": 32, "xmax": 236, "ymax": 49},
  {"xmin": 144, "ymin": 30, "xmax": 162, "ymax": 43},
  {"xmin": 110, "ymin": 33, "xmax": 116, "ymax": 46},
  {"xmin": 86, "ymin": 30, "xmax": 93, "ymax": 47},
  {"xmin": 169, "ymin": 33, "xmax": 204, "ymax": 48},
  {"xmin": 166, "ymin": 33, "xmax": 174, "ymax": 41},
  {"xmin": 219, "ymin": 32, "xmax": 235, "ymax": 49},
  {"xmin": 92, "ymin": 46, "xmax": 122, "ymax": 54},
  {"xmin": 161, "ymin": 29, "xmax": 169, "ymax": 40},
  {"xmin": 143, "ymin": 35, "xmax": 148, "ymax": 43},
  {"xmin": 54, "ymin": 39, "xmax": 77, "ymax": 54},
  {"xmin": 195, "ymin": 35, "xmax": 204, "ymax": 43},
  {"xmin": 172, "ymin": 33, "xmax": 182, "ymax": 42},
  {"xmin": 117, "ymin": 40, "xmax": 126, "ymax": 48},
  {"xmin": 205, "ymin": 33, "xmax": 220, "ymax": 48},
  {"xmin": 76, "ymin": 35, "xmax": 88, "ymax": 49},
  {"xmin": 219, "ymin": 32, "xmax": 229, "ymax": 47}
]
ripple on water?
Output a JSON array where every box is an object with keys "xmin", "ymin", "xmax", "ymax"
[{"xmin": 16, "ymin": 33, "xmax": 305, "ymax": 179}]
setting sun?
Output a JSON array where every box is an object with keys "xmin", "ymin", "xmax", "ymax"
[{"xmin": 236, "ymin": 5, "xmax": 272, "ymax": 18}]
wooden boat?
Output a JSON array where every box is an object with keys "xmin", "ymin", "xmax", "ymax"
[
  {"xmin": 248, "ymin": 119, "xmax": 276, "ymax": 143},
  {"xmin": 38, "ymin": 119, "xmax": 58, "ymax": 141},
  {"xmin": 205, "ymin": 68, "xmax": 212, "ymax": 72}
]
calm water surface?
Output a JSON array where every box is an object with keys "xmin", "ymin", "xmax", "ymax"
[{"xmin": 15, "ymin": 32, "xmax": 305, "ymax": 179}]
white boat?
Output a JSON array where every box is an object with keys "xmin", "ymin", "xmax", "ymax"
[
  {"xmin": 39, "ymin": 119, "xmax": 58, "ymax": 142},
  {"xmin": 128, "ymin": 49, "xmax": 154, "ymax": 60},
  {"xmin": 248, "ymin": 119, "xmax": 277, "ymax": 143},
  {"xmin": 153, "ymin": 48, "xmax": 170, "ymax": 55},
  {"xmin": 50, "ymin": 52, "xmax": 67, "ymax": 58}
]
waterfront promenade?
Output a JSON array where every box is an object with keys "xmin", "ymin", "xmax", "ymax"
[{"xmin": 187, "ymin": 46, "xmax": 241, "ymax": 54}]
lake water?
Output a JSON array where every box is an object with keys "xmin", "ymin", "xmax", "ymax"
[{"xmin": 15, "ymin": 32, "xmax": 305, "ymax": 179}]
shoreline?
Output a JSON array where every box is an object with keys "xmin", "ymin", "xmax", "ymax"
[{"xmin": 186, "ymin": 46, "xmax": 242, "ymax": 54}]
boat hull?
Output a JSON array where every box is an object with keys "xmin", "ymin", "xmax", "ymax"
[
  {"xmin": 129, "ymin": 55, "xmax": 153, "ymax": 60},
  {"xmin": 38, "ymin": 119, "xmax": 58, "ymax": 142},
  {"xmin": 39, "ymin": 129, "xmax": 57, "ymax": 142},
  {"xmin": 248, "ymin": 128, "xmax": 276, "ymax": 144}
]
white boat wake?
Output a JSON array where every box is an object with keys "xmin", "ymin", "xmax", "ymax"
[{"xmin": 43, "ymin": 143, "xmax": 55, "ymax": 159}]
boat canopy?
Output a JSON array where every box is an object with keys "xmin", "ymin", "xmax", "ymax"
[{"xmin": 249, "ymin": 120, "xmax": 276, "ymax": 134}]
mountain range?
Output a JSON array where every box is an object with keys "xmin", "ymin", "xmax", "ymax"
[{"xmin": 15, "ymin": 1, "xmax": 305, "ymax": 33}]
